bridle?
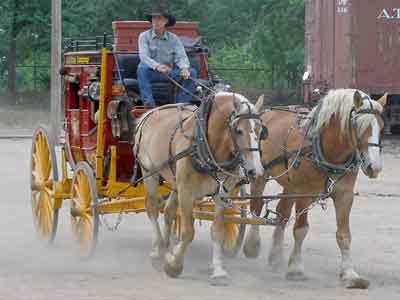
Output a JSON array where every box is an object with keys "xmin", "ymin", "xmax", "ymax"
[
  {"xmin": 228, "ymin": 103, "xmax": 266, "ymax": 156},
  {"xmin": 349, "ymin": 96, "xmax": 383, "ymax": 152},
  {"xmin": 349, "ymin": 96, "xmax": 383, "ymax": 173},
  {"xmin": 192, "ymin": 96, "xmax": 266, "ymax": 181}
]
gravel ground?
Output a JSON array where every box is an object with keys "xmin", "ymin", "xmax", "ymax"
[{"xmin": 0, "ymin": 137, "xmax": 399, "ymax": 300}]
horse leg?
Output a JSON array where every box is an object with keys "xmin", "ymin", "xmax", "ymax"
[
  {"xmin": 163, "ymin": 191, "xmax": 178, "ymax": 249},
  {"xmin": 164, "ymin": 188, "xmax": 195, "ymax": 278},
  {"xmin": 286, "ymin": 198, "xmax": 310, "ymax": 280},
  {"xmin": 209, "ymin": 201, "xmax": 231, "ymax": 286},
  {"xmin": 243, "ymin": 177, "xmax": 266, "ymax": 258},
  {"xmin": 268, "ymin": 193, "xmax": 293, "ymax": 271},
  {"xmin": 333, "ymin": 191, "xmax": 370, "ymax": 289},
  {"xmin": 144, "ymin": 176, "xmax": 165, "ymax": 270}
]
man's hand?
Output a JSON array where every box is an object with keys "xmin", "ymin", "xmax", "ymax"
[
  {"xmin": 155, "ymin": 64, "xmax": 172, "ymax": 74},
  {"xmin": 180, "ymin": 68, "xmax": 190, "ymax": 80}
]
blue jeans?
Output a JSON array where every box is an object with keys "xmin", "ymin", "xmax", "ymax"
[{"xmin": 137, "ymin": 64, "xmax": 198, "ymax": 106}]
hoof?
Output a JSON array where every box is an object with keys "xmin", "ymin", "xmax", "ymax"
[
  {"xmin": 209, "ymin": 275, "xmax": 231, "ymax": 286},
  {"xmin": 344, "ymin": 278, "xmax": 370, "ymax": 289},
  {"xmin": 150, "ymin": 255, "xmax": 164, "ymax": 272},
  {"xmin": 286, "ymin": 270, "xmax": 309, "ymax": 281},
  {"xmin": 243, "ymin": 238, "xmax": 261, "ymax": 259},
  {"xmin": 163, "ymin": 254, "xmax": 183, "ymax": 278},
  {"xmin": 268, "ymin": 252, "xmax": 285, "ymax": 272}
]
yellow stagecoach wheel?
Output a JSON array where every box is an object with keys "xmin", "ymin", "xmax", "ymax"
[
  {"xmin": 222, "ymin": 185, "xmax": 247, "ymax": 258},
  {"xmin": 30, "ymin": 125, "xmax": 59, "ymax": 243},
  {"xmin": 70, "ymin": 162, "xmax": 99, "ymax": 258}
]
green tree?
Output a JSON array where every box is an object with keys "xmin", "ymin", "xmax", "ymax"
[{"xmin": 0, "ymin": 0, "xmax": 306, "ymax": 100}]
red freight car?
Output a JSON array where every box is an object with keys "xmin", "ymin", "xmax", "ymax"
[{"xmin": 304, "ymin": 0, "xmax": 400, "ymax": 133}]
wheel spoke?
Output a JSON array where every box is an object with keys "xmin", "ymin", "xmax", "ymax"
[
  {"xmin": 73, "ymin": 185, "xmax": 84, "ymax": 206},
  {"xmin": 32, "ymin": 195, "xmax": 41, "ymax": 218},
  {"xmin": 78, "ymin": 217, "xmax": 93, "ymax": 251},
  {"xmin": 38, "ymin": 193, "xmax": 51, "ymax": 237},
  {"xmin": 77, "ymin": 173, "xmax": 89, "ymax": 204},
  {"xmin": 32, "ymin": 152, "xmax": 43, "ymax": 179},
  {"xmin": 70, "ymin": 164, "xmax": 97, "ymax": 256},
  {"xmin": 44, "ymin": 158, "xmax": 52, "ymax": 180},
  {"xmin": 37, "ymin": 194, "xmax": 46, "ymax": 235},
  {"xmin": 31, "ymin": 170, "xmax": 40, "ymax": 183},
  {"xmin": 30, "ymin": 128, "xmax": 58, "ymax": 243}
]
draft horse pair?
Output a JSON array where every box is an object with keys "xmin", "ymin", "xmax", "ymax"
[{"xmin": 134, "ymin": 89, "xmax": 386, "ymax": 288}]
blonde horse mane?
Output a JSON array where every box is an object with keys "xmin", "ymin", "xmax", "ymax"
[
  {"xmin": 214, "ymin": 92, "xmax": 254, "ymax": 115},
  {"xmin": 309, "ymin": 89, "xmax": 384, "ymax": 137}
]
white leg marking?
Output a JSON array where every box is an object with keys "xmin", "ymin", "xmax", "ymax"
[
  {"xmin": 340, "ymin": 249, "xmax": 360, "ymax": 280},
  {"xmin": 150, "ymin": 218, "xmax": 164, "ymax": 258},
  {"xmin": 287, "ymin": 226, "xmax": 308, "ymax": 280},
  {"xmin": 211, "ymin": 231, "xmax": 228, "ymax": 278},
  {"xmin": 269, "ymin": 225, "xmax": 285, "ymax": 269}
]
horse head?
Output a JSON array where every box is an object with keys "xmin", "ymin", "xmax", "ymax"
[
  {"xmin": 351, "ymin": 91, "xmax": 387, "ymax": 178},
  {"xmin": 223, "ymin": 93, "xmax": 266, "ymax": 181}
]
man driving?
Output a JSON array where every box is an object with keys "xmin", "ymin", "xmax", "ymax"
[{"xmin": 137, "ymin": 5, "xmax": 198, "ymax": 108}]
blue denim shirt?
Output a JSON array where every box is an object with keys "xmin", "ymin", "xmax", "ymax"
[{"xmin": 138, "ymin": 29, "xmax": 190, "ymax": 70}]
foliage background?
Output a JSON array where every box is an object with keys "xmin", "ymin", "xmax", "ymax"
[{"xmin": 0, "ymin": 0, "xmax": 304, "ymax": 104}]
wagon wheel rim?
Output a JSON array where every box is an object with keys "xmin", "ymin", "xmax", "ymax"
[
  {"xmin": 30, "ymin": 126, "xmax": 59, "ymax": 243},
  {"xmin": 70, "ymin": 162, "xmax": 98, "ymax": 258}
]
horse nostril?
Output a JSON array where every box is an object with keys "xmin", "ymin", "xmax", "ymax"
[{"xmin": 366, "ymin": 165, "xmax": 379, "ymax": 178}]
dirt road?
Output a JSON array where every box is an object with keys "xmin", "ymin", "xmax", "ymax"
[{"xmin": 0, "ymin": 138, "xmax": 399, "ymax": 300}]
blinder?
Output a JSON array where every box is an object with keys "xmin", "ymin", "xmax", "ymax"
[{"xmin": 260, "ymin": 125, "xmax": 268, "ymax": 140}]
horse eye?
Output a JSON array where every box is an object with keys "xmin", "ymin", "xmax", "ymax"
[{"xmin": 235, "ymin": 128, "xmax": 244, "ymax": 135}]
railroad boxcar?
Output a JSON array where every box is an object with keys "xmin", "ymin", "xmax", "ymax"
[{"xmin": 304, "ymin": 0, "xmax": 400, "ymax": 133}]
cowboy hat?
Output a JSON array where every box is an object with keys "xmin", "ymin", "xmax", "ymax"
[{"xmin": 145, "ymin": 4, "xmax": 176, "ymax": 27}]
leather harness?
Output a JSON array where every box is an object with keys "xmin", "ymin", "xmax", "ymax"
[{"xmin": 263, "ymin": 96, "xmax": 382, "ymax": 177}]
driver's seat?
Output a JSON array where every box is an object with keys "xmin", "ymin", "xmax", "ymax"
[{"xmin": 117, "ymin": 54, "xmax": 175, "ymax": 106}]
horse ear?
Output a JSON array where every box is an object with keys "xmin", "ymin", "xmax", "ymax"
[
  {"xmin": 255, "ymin": 94, "xmax": 264, "ymax": 113},
  {"xmin": 233, "ymin": 97, "xmax": 240, "ymax": 111},
  {"xmin": 377, "ymin": 92, "xmax": 388, "ymax": 107},
  {"xmin": 353, "ymin": 91, "xmax": 363, "ymax": 108}
]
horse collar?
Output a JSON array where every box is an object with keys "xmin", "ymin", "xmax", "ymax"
[
  {"xmin": 308, "ymin": 100, "xmax": 360, "ymax": 175},
  {"xmin": 191, "ymin": 99, "xmax": 242, "ymax": 176}
]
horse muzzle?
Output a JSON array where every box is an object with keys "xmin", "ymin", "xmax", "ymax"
[
  {"xmin": 362, "ymin": 162, "xmax": 382, "ymax": 179},
  {"xmin": 360, "ymin": 150, "xmax": 382, "ymax": 179}
]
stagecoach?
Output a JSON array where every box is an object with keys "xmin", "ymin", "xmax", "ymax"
[
  {"xmin": 29, "ymin": 21, "xmax": 267, "ymax": 258},
  {"xmin": 29, "ymin": 17, "xmax": 387, "ymax": 288}
]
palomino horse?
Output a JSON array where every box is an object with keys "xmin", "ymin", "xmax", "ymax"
[
  {"xmin": 243, "ymin": 89, "xmax": 386, "ymax": 289},
  {"xmin": 134, "ymin": 92, "xmax": 265, "ymax": 284}
]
